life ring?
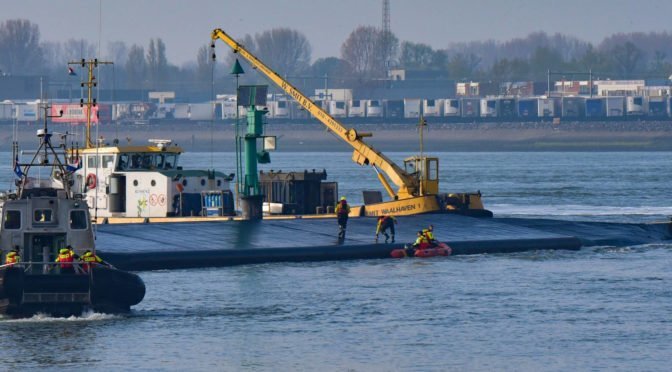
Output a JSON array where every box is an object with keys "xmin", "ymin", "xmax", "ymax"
[{"xmin": 86, "ymin": 173, "xmax": 97, "ymax": 189}]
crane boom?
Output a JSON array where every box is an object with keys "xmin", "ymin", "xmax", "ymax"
[{"xmin": 211, "ymin": 28, "xmax": 417, "ymax": 199}]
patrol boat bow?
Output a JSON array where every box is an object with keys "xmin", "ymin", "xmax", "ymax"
[{"xmin": 0, "ymin": 105, "xmax": 145, "ymax": 317}]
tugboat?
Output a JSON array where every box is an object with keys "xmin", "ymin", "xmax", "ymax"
[{"xmin": 0, "ymin": 103, "xmax": 145, "ymax": 317}]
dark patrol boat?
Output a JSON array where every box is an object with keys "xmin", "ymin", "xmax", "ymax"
[{"xmin": 0, "ymin": 104, "xmax": 145, "ymax": 317}]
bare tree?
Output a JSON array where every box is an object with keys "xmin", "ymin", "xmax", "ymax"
[
  {"xmin": 254, "ymin": 28, "xmax": 311, "ymax": 76},
  {"xmin": 196, "ymin": 44, "xmax": 214, "ymax": 84},
  {"xmin": 341, "ymin": 26, "xmax": 397, "ymax": 78},
  {"xmin": 0, "ymin": 19, "xmax": 43, "ymax": 74},
  {"xmin": 611, "ymin": 41, "xmax": 643, "ymax": 77},
  {"xmin": 62, "ymin": 39, "xmax": 97, "ymax": 61},
  {"xmin": 399, "ymin": 41, "xmax": 435, "ymax": 69},
  {"xmin": 107, "ymin": 41, "xmax": 128, "ymax": 65},
  {"xmin": 126, "ymin": 44, "xmax": 146, "ymax": 89}
]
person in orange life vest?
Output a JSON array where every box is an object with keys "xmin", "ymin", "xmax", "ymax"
[
  {"xmin": 335, "ymin": 196, "xmax": 351, "ymax": 239},
  {"xmin": 55, "ymin": 246, "xmax": 76, "ymax": 274},
  {"xmin": 375, "ymin": 215, "xmax": 397, "ymax": 243},
  {"xmin": 80, "ymin": 250, "xmax": 106, "ymax": 272},
  {"xmin": 5, "ymin": 248, "xmax": 20, "ymax": 265},
  {"xmin": 412, "ymin": 230, "xmax": 430, "ymax": 250}
]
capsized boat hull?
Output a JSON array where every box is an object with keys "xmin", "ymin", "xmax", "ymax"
[{"xmin": 0, "ymin": 266, "xmax": 145, "ymax": 317}]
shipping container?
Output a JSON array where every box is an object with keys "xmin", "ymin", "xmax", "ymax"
[
  {"xmin": 460, "ymin": 98, "xmax": 480, "ymax": 117},
  {"xmin": 173, "ymin": 103, "xmax": 190, "ymax": 119},
  {"xmin": 0, "ymin": 102, "xmax": 13, "ymax": 121},
  {"xmin": 15, "ymin": 102, "xmax": 39, "ymax": 122},
  {"xmin": 50, "ymin": 103, "xmax": 112, "ymax": 124},
  {"xmin": 290, "ymin": 101, "xmax": 309, "ymax": 119},
  {"xmin": 384, "ymin": 100, "xmax": 404, "ymax": 118},
  {"xmin": 605, "ymin": 97, "xmax": 624, "ymax": 117},
  {"xmin": 585, "ymin": 97, "xmax": 605, "ymax": 117},
  {"xmin": 480, "ymin": 98, "xmax": 498, "ymax": 117},
  {"xmin": 498, "ymin": 98, "xmax": 516, "ymax": 118},
  {"xmin": 443, "ymin": 99, "xmax": 460, "ymax": 116},
  {"xmin": 403, "ymin": 98, "xmax": 421, "ymax": 118},
  {"xmin": 220, "ymin": 101, "xmax": 237, "ymax": 119},
  {"xmin": 188, "ymin": 103, "xmax": 213, "ymax": 120},
  {"xmin": 328, "ymin": 100, "xmax": 348, "ymax": 118},
  {"xmin": 366, "ymin": 100, "xmax": 383, "ymax": 118},
  {"xmin": 561, "ymin": 97, "xmax": 585, "ymax": 118},
  {"xmin": 668, "ymin": 97, "xmax": 672, "ymax": 117},
  {"xmin": 268, "ymin": 100, "xmax": 290, "ymax": 119},
  {"xmin": 517, "ymin": 98, "xmax": 538, "ymax": 118},
  {"xmin": 537, "ymin": 98, "xmax": 555, "ymax": 117},
  {"xmin": 422, "ymin": 99, "xmax": 442, "ymax": 117},
  {"xmin": 348, "ymin": 100, "xmax": 366, "ymax": 117},
  {"xmin": 626, "ymin": 96, "xmax": 646, "ymax": 115},
  {"xmin": 647, "ymin": 96, "xmax": 667, "ymax": 116}
]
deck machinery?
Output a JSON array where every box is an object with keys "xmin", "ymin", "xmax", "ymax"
[{"xmin": 211, "ymin": 29, "xmax": 491, "ymax": 217}]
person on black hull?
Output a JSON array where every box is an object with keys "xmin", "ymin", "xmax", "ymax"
[{"xmin": 335, "ymin": 196, "xmax": 350, "ymax": 240}]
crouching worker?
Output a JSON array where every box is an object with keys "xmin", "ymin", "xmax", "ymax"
[
  {"xmin": 80, "ymin": 250, "xmax": 110, "ymax": 272},
  {"xmin": 412, "ymin": 230, "xmax": 430, "ymax": 250},
  {"xmin": 375, "ymin": 215, "xmax": 397, "ymax": 243}
]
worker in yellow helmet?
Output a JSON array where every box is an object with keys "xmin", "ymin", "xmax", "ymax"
[
  {"xmin": 4, "ymin": 248, "xmax": 20, "ymax": 266},
  {"xmin": 335, "ymin": 196, "xmax": 351, "ymax": 240},
  {"xmin": 80, "ymin": 250, "xmax": 107, "ymax": 272}
]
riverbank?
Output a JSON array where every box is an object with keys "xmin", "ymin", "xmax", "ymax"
[{"xmin": 2, "ymin": 120, "xmax": 672, "ymax": 152}]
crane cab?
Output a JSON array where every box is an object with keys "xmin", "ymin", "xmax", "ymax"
[{"xmin": 403, "ymin": 156, "xmax": 439, "ymax": 196}]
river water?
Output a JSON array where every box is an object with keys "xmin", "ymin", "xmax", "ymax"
[{"xmin": 1, "ymin": 151, "xmax": 671, "ymax": 371}]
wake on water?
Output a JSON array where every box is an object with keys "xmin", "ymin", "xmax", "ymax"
[{"xmin": 0, "ymin": 310, "xmax": 121, "ymax": 323}]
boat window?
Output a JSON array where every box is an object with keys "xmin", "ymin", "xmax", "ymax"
[
  {"xmin": 4, "ymin": 210, "xmax": 21, "ymax": 229},
  {"xmin": 156, "ymin": 154, "xmax": 165, "ymax": 169},
  {"xmin": 164, "ymin": 154, "xmax": 177, "ymax": 169},
  {"xmin": 428, "ymin": 159, "xmax": 438, "ymax": 181},
  {"xmin": 118, "ymin": 154, "xmax": 129, "ymax": 170},
  {"xmin": 34, "ymin": 209, "xmax": 53, "ymax": 223},
  {"xmin": 142, "ymin": 154, "xmax": 153, "ymax": 169},
  {"xmin": 87, "ymin": 155, "xmax": 98, "ymax": 168},
  {"xmin": 130, "ymin": 154, "xmax": 142, "ymax": 169},
  {"xmin": 102, "ymin": 155, "xmax": 115, "ymax": 169},
  {"xmin": 70, "ymin": 210, "xmax": 88, "ymax": 230}
]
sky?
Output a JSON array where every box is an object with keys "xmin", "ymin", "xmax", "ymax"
[{"xmin": 3, "ymin": 0, "xmax": 672, "ymax": 66}]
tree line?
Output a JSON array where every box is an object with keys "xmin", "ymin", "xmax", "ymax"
[{"xmin": 1, "ymin": 18, "xmax": 672, "ymax": 96}]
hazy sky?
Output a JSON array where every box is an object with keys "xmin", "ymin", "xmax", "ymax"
[{"xmin": 3, "ymin": 0, "xmax": 671, "ymax": 66}]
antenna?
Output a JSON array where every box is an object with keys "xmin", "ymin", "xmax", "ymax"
[{"xmin": 382, "ymin": 0, "xmax": 392, "ymax": 70}]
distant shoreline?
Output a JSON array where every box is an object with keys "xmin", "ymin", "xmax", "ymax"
[{"xmin": 2, "ymin": 121, "xmax": 672, "ymax": 152}]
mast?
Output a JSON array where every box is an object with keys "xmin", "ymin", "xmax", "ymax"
[{"xmin": 68, "ymin": 59, "xmax": 112, "ymax": 148}]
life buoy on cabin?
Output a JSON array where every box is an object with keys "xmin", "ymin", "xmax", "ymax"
[{"xmin": 86, "ymin": 173, "xmax": 97, "ymax": 189}]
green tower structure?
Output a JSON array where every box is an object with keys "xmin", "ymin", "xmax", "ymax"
[{"xmin": 237, "ymin": 85, "xmax": 269, "ymax": 220}]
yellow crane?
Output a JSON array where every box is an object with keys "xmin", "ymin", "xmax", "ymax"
[{"xmin": 211, "ymin": 28, "xmax": 491, "ymax": 217}]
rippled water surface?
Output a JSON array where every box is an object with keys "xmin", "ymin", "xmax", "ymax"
[{"xmin": 1, "ymin": 151, "xmax": 671, "ymax": 371}]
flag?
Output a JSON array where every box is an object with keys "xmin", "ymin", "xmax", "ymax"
[
  {"xmin": 66, "ymin": 157, "xmax": 81, "ymax": 172},
  {"xmin": 68, "ymin": 66, "xmax": 76, "ymax": 76},
  {"xmin": 13, "ymin": 156, "xmax": 24, "ymax": 178}
]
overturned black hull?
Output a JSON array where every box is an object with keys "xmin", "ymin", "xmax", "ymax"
[{"xmin": 0, "ymin": 266, "xmax": 145, "ymax": 317}]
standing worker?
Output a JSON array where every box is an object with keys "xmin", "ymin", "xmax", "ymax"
[
  {"xmin": 335, "ymin": 196, "xmax": 351, "ymax": 240},
  {"xmin": 55, "ymin": 247, "xmax": 75, "ymax": 274},
  {"xmin": 375, "ymin": 215, "xmax": 397, "ymax": 243}
]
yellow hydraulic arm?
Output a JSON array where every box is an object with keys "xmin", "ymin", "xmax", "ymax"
[{"xmin": 211, "ymin": 28, "xmax": 419, "ymax": 200}]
